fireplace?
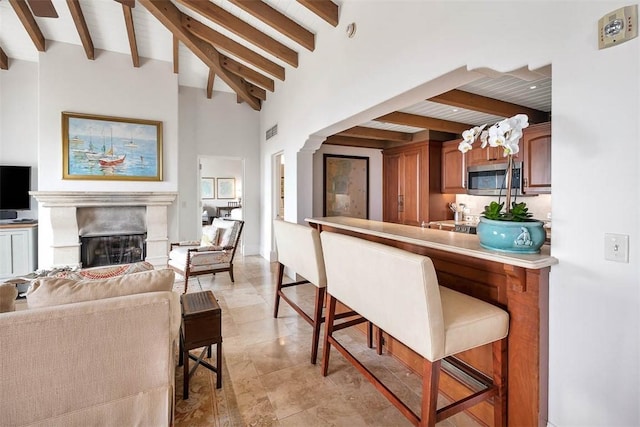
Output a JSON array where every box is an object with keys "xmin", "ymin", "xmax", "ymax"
[
  {"xmin": 80, "ymin": 234, "xmax": 146, "ymax": 267},
  {"xmin": 31, "ymin": 192, "xmax": 177, "ymax": 269}
]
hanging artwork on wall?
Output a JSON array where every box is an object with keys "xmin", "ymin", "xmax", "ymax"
[
  {"xmin": 217, "ymin": 178, "xmax": 236, "ymax": 199},
  {"xmin": 323, "ymin": 154, "xmax": 369, "ymax": 219},
  {"xmin": 201, "ymin": 178, "xmax": 215, "ymax": 199},
  {"xmin": 62, "ymin": 112, "xmax": 163, "ymax": 181}
]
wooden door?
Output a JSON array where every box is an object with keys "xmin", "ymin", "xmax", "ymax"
[
  {"xmin": 383, "ymin": 153, "xmax": 401, "ymax": 223},
  {"xmin": 441, "ymin": 140, "xmax": 465, "ymax": 194},
  {"xmin": 400, "ymin": 147, "xmax": 422, "ymax": 226},
  {"xmin": 522, "ymin": 122, "xmax": 551, "ymax": 193}
]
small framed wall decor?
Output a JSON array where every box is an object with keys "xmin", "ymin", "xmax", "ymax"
[
  {"xmin": 216, "ymin": 178, "xmax": 236, "ymax": 199},
  {"xmin": 201, "ymin": 178, "xmax": 215, "ymax": 199},
  {"xmin": 62, "ymin": 111, "xmax": 163, "ymax": 181}
]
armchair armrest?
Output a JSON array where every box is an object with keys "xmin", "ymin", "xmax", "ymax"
[{"xmin": 170, "ymin": 240, "xmax": 200, "ymax": 250}]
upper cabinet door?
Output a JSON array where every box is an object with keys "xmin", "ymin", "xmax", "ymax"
[
  {"xmin": 522, "ymin": 122, "xmax": 552, "ymax": 194},
  {"xmin": 441, "ymin": 139, "xmax": 466, "ymax": 194}
]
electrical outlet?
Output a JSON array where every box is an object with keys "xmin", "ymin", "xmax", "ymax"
[{"xmin": 604, "ymin": 233, "xmax": 629, "ymax": 263}]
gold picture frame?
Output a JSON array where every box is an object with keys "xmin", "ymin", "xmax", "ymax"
[{"xmin": 62, "ymin": 111, "xmax": 163, "ymax": 181}]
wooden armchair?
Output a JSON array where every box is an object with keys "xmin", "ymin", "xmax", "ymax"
[{"xmin": 168, "ymin": 219, "xmax": 244, "ymax": 293}]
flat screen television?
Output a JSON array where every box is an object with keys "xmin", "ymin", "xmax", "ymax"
[{"xmin": 0, "ymin": 165, "xmax": 31, "ymax": 210}]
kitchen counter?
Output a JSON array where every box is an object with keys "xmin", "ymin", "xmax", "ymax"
[
  {"xmin": 307, "ymin": 216, "xmax": 557, "ymax": 269},
  {"xmin": 305, "ymin": 216, "xmax": 555, "ymax": 426}
]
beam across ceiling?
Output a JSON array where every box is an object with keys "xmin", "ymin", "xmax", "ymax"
[
  {"xmin": 177, "ymin": 0, "xmax": 298, "ymax": 67},
  {"xmin": 9, "ymin": 0, "xmax": 46, "ymax": 52},
  {"xmin": 337, "ymin": 126, "xmax": 413, "ymax": 142},
  {"xmin": 66, "ymin": 0, "xmax": 94, "ymax": 60},
  {"xmin": 0, "ymin": 47, "xmax": 8, "ymax": 70},
  {"xmin": 139, "ymin": 0, "xmax": 261, "ymax": 110},
  {"xmin": 375, "ymin": 112, "xmax": 471, "ymax": 135},
  {"xmin": 297, "ymin": 0, "xmax": 338, "ymax": 27},
  {"xmin": 229, "ymin": 0, "xmax": 315, "ymax": 51},
  {"xmin": 324, "ymin": 135, "xmax": 386, "ymax": 149},
  {"xmin": 27, "ymin": 0, "xmax": 57, "ymax": 18},
  {"xmin": 428, "ymin": 89, "xmax": 550, "ymax": 124},
  {"xmin": 181, "ymin": 14, "xmax": 285, "ymax": 81},
  {"xmin": 122, "ymin": 4, "xmax": 140, "ymax": 67}
]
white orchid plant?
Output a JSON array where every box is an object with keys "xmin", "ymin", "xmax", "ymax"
[{"xmin": 458, "ymin": 114, "xmax": 534, "ymax": 221}]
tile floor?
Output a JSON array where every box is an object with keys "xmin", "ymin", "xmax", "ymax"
[{"xmin": 173, "ymin": 255, "xmax": 482, "ymax": 427}]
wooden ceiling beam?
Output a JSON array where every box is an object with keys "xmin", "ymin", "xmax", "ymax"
[
  {"xmin": 9, "ymin": 0, "xmax": 46, "ymax": 52},
  {"xmin": 27, "ymin": 0, "xmax": 58, "ymax": 17},
  {"xmin": 181, "ymin": 14, "xmax": 285, "ymax": 81},
  {"xmin": 172, "ymin": 36, "xmax": 179, "ymax": 73},
  {"xmin": 66, "ymin": 0, "xmax": 94, "ymax": 60},
  {"xmin": 337, "ymin": 126, "xmax": 412, "ymax": 142},
  {"xmin": 324, "ymin": 135, "xmax": 385, "ymax": 149},
  {"xmin": 0, "ymin": 47, "xmax": 8, "ymax": 70},
  {"xmin": 221, "ymin": 55, "xmax": 274, "ymax": 92},
  {"xmin": 114, "ymin": 0, "xmax": 135, "ymax": 7},
  {"xmin": 207, "ymin": 69, "xmax": 214, "ymax": 99},
  {"xmin": 297, "ymin": 0, "xmax": 338, "ymax": 27},
  {"xmin": 139, "ymin": 0, "xmax": 261, "ymax": 111},
  {"xmin": 428, "ymin": 89, "xmax": 550, "ymax": 124},
  {"xmin": 229, "ymin": 0, "xmax": 315, "ymax": 51},
  {"xmin": 122, "ymin": 4, "xmax": 140, "ymax": 67},
  {"xmin": 177, "ymin": 0, "xmax": 298, "ymax": 67},
  {"xmin": 375, "ymin": 111, "xmax": 471, "ymax": 135}
]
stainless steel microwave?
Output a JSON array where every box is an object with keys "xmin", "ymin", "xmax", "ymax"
[{"xmin": 467, "ymin": 162, "xmax": 523, "ymax": 196}]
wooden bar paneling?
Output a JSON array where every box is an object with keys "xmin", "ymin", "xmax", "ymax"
[{"xmin": 314, "ymin": 222, "xmax": 549, "ymax": 427}]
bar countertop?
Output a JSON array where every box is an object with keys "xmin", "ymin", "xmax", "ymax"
[{"xmin": 306, "ymin": 216, "xmax": 558, "ymax": 270}]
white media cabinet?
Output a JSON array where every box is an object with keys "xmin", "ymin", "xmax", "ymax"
[{"xmin": 0, "ymin": 223, "xmax": 38, "ymax": 281}]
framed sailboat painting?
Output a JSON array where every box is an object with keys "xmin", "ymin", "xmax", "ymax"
[{"xmin": 62, "ymin": 112, "xmax": 163, "ymax": 181}]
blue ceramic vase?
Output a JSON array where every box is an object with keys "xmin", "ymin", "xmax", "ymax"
[{"xmin": 476, "ymin": 217, "xmax": 546, "ymax": 254}]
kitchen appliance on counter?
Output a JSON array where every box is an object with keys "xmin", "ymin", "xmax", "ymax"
[
  {"xmin": 429, "ymin": 220, "xmax": 477, "ymax": 234},
  {"xmin": 467, "ymin": 162, "xmax": 523, "ymax": 196}
]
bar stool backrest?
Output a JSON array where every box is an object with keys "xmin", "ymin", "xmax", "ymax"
[
  {"xmin": 320, "ymin": 231, "xmax": 445, "ymax": 361},
  {"xmin": 273, "ymin": 220, "xmax": 326, "ymax": 288}
]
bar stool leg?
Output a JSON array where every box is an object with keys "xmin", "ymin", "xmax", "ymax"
[
  {"xmin": 183, "ymin": 343, "xmax": 190, "ymax": 399},
  {"xmin": 420, "ymin": 358, "xmax": 440, "ymax": 427},
  {"xmin": 310, "ymin": 286, "xmax": 326, "ymax": 364},
  {"xmin": 321, "ymin": 295, "xmax": 337, "ymax": 377},
  {"xmin": 273, "ymin": 263, "xmax": 284, "ymax": 318}
]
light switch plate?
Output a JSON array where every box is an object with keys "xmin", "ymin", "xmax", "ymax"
[
  {"xmin": 599, "ymin": 5, "xmax": 638, "ymax": 49},
  {"xmin": 604, "ymin": 233, "xmax": 629, "ymax": 263}
]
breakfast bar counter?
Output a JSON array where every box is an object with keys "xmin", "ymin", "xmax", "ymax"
[{"xmin": 306, "ymin": 216, "xmax": 558, "ymax": 427}]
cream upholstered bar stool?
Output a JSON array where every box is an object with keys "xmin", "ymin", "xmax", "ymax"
[
  {"xmin": 320, "ymin": 231, "xmax": 509, "ymax": 427},
  {"xmin": 273, "ymin": 220, "xmax": 374, "ymax": 364}
]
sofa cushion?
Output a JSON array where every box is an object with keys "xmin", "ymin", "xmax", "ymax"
[
  {"xmin": 26, "ymin": 269, "xmax": 175, "ymax": 308},
  {"xmin": 0, "ymin": 283, "xmax": 18, "ymax": 313},
  {"xmin": 49, "ymin": 261, "xmax": 155, "ymax": 280}
]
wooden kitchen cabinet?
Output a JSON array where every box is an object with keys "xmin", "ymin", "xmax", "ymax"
[
  {"xmin": 383, "ymin": 141, "xmax": 453, "ymax": 225},
  {"xmin": 441, "ymin": 139, "xmax": 465, "ymax": 194},
  {"xmin": 522, "ymin": 121, "xmax": 551, "ymax": 194}
]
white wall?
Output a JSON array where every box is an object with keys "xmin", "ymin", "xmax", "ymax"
[
  {"xmin": 177, "ymin": 87, "xmax": 260, "ymax": 254},
  {"xmin": 259, "ymin": 2, "xmax": 639, "ymax": 426},
  {"xmin": 34, "ymin": 42, "xmax": 179, "ymax": 267},
  {"xmin": 312, "ymin": 144, "xmax": 383, "ymax": 220},
  {"xmin": 0, "ymin": 59, "xmax": 39, "ymax": 220}
]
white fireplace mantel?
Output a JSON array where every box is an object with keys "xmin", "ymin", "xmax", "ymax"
[
  {"xmin": 31, "ymin": 191, "xmax": 177, "ymax": 207},
  {"xmin": 31, "ymin": 191, "xmax": 177, "ymax": 269}
]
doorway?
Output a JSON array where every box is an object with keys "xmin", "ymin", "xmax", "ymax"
[{"xmin": 199, "ymin": 155, "xmax": 244, "ymax": 249}]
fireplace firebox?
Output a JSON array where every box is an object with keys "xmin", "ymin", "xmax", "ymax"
[{"xmin": 80, "ymin": 234, "xmax": 146, "ymax": 268}]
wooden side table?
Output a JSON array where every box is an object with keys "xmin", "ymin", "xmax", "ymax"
[{"xmin": 178, "ymin": 290, "xmax": 222, "ymax": 399}]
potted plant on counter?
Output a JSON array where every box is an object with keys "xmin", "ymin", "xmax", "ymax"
[{"xmin": 458, "ymin": 114, "xmax": 545, "ymax": 253}]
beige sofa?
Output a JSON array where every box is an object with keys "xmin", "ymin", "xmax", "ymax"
[{"xmin": 0, "ymin": 265, "xmax": 180, "ymax": 427}]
